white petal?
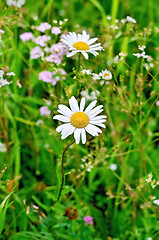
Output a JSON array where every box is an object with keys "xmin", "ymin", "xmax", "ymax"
[
  {"xmin": 53, "ymin": 115, "xmax": 70, "ymax": 122},
  {"xmin": 89, "ymin": 121, "xmax": 105, "ymax": 128},
  {"xmin": 84, "ymin": 100, "xmax": 97, "ymax": 113},
  {"xmin": 90, "ymin": 119, "xmax": 106, "ymax": 124},
  {"xmin": 82, "ymin": 51, "xmax": 88, "ymax": 59},
  {"xmin": 69, "ymin": 96, "xmax": 79, "ymax": 113},
  {"xmin": 81, "ymin": 128, "xmax": 86, "ymax": 144},
  {"xmin": 89, "ymin": 43, "xmax": 101, "ymax": 48},
  {"xmin": 93, "ymin": 115, "xmax": 107, "ymax": 120},
  {"xmin": 74, "ymin": 128, "xmax": 81, "ymax": 144},
  {"xmin": 61, "ymin": 125, "xmax": 75, "ymax": 139},
  {"xmin": 58, "ymin": 104, "xmax": 73, "ymax": 117},
  {"xmin": 67, "ymin": 51, "xmax": 77, "ymax": 57},
  {"xmin": 85, "ymin": 124, "xmax": 98, "ymax": 137},
  {"xmin": 88, "ymin": 123, "xmax": 102, "ymax": 133},
  {"xmin": 89, "ymin": 51, "xmax": 99, "ymax": 56},
  {"xmin": 89, "ymin": 109, "xmax": 103, "ymax": 118},
  {"xmin": 80, "ymin": 98, "xmax": 85, "ymax": 111},
  {"xmin": 88, "ymin": 37, "xmax": 98, "ymax": 45},
  {"xmin": 56, "ymin": 123, "xmax": 71, "ymax": 132},
  {"xmin": 87, "ymin": 105, "xmax": 103, "ymax": 116},
  {"xmin": 87, "ymin": 105, "xmax": 103, "ymax": 115}
]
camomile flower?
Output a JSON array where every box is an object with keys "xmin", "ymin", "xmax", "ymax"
[
  {"xmin": 61, "ymin": 31, "xmax": 104, "ymax": 59},
  {"xmin": 99, "ymin": 69, "xmax": 112, "ymax": 80},
  {"xmin": 53, "ymin": 96, "xmax": 107, "ymax": 144}
]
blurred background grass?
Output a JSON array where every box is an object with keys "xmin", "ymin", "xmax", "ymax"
[{"xmin": 0, "ymin": 0, "xmax": 159, "ymax": 239}]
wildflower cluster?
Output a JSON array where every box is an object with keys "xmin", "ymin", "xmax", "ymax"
[
  {"xmin": 106, "ymin": 15, "xmax": 137, "ymax": 31},
  {"xmin": 6, "ymin": 0, "xmax": 25, "ymax": 8},
  {"xmin": 20, "ymin": 20, "xmax": 68, "ymax": 86},
  {"xmin": 0, "ymin": 70, "xmax": 15, "ymax": 88}
]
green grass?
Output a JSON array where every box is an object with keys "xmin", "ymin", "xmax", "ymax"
[{"xmin": 0, "ymin": 0, "xmax": 159, "ymax": 239}]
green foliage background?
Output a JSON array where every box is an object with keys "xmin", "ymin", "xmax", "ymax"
[{"xmin": 0, "ymin": 0, "xmax": 159, "ymax": 239}]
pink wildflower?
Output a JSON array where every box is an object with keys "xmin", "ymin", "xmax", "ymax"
[
  {"xmin": 51, "ymin": 27, "xmax": 61, "ymax": 35},
  {"xmin": 45, "ymin": 53, "xmax": 62, "ymax": 64},
  {"xmin": 83, "ymin": 216, "xmax": 94, "ymax": 225},
  {"xmin": 36, "ymin": 22, "xmax": 51, "ymax": 32},
  {"xmin": 45, "ymin": 43, "xmax": 68, "ymax": 64},
  {"xmin": 35, "ymin": 35, "xmax": 51, "ymax": 47},
  {"xmin": 51, "ymin": 75, "xmax": 60, "ymax": 85},
  {"xmin": 40, "ymin": 106, "xmax": 51, "ymax": 116},
  {"xmin": 30, "ymin": 46, "xmax": 44, "ymax": 59},
  {"xmin": 26, "ymin": 206, "xmax": 30, "ymax": 215},
  {"xmin": 39, "ymin": 71, "xmax": 52, "ymax": 82},
  {"xmin": 20, "ymin": 32, "xmax": 34, "ymax": 42}
]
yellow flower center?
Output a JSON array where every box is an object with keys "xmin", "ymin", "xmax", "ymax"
[
  {"xmin": 73, "ymin": 41, "xmax": 89, "ymax": 50},
  {"xmin": 104, "ymin": 73, "xmax": 110, "ymax": 78},
  {"xmin": 71, "ymin": 112, "xmax": 89, "ymax": 128}
]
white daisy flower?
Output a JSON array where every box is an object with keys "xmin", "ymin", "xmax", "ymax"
[
  {"xmin": 81, "ymin": 69, "xmax": 92, "ymax": 75},
  {"xmin": 53, "ymin": 96, "xmax": 107, "ymax": 144},
  {"xmin": 92, "ymin": 73, "xmax": 100, "ymax": 80},
  {"xmin": 61, "ymin": 31, "xmax": 104, "ymax": 59},
  {"xmin": 99, "ymin": 69, "xmax": 112, "ymax": 80}
]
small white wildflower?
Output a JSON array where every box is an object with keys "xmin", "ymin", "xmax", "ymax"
[
  {"xmin": 6, "ymin": 0, "xmax": 25, "ymax": 8},
  {"xmin": 156, "ymin": 101, "xmax": 159, "ymax": 106},
  {"xmin": 85, "ymin": 162, "xmax": 93, "ymax": 172},
  {"xmin": 36, "ymin": 120, "xmax": 43, "ymax": 126},
  {"xmin": 149, "ymin": 63, "xmax": 154, "ymax": 68},
  {"xmin": 115, "ymin": 55, "xmax": 120, "ymax": 63},
  {"xmin": 133, "ymin": 52, "xmax": 150, "ymax": 59},
  {"xmin": 107, "ymin": 16, "xmax": 111, "ymax": 20},
  {"xmin": 0, "ymin": 78, "xmax": 9, "ymax": 87},
  {"xmin": 110, "ymin": 25, "xmax": 119, "ymax": 30},
  {"xmin": 81, "ymin": 90, "xmax": 100, "ymax": 101},
  {"xmin": 99, "ymin": 69, "xmax": 112, "ymax": 80},
  {"xmin": 6, "ymin": 72, "xmax": 15, "ymax": 76},
  {"xmin": 147, "ymin": 56, "xmax": 153, "ymax": 62},
  {"xmin": 0, "ymin": 70, "xmax": 4, "ymax": 77},
  {"xmin": 119, "ymin": 52, "xmax": 127, "ymax": 57},
  {"xmin": 81, "ymin": 69, "xmax": 92, "ymax": 75},
  {"xmin": 92, "ymin": 73, "xmax": 100, "ymax": 80},
  {"xmin": 126, "ymin": 16, "xmax": 136, "ymax": 23},
  {"xmin": 143, "ymin": 62, "xmax": 154, "ymax": 70},
  {"xmin": 0, "ymin": 142, "xmax": 7, "ymax": 152},
  {"xmin": 121, "ymin": 19, "xmax": 127, "ymax": 24},
  {"xmin": 153, "ymin": 199, "xmax": 159, "ymax": 206},
  {"xmin": 59, "ymin": 21, "xmax": 63, "ymax": 25},
  {"xmin": 146, "ymin": 173, "xmax": 153, "ymax": 183},
  {"xmin": 133, "ymin": 53, "xmax": 141, "ymax": 58},
  {"xmin": 109, "ymin": 163, "xmax": 117, "ymax": 171},
  {"xmin": 138, "ymin": 45, "xmax": 146, "ymax": 51},
  {"xmin": 143, "ymin": 63, "xmax": 150, "ymax": 70}
]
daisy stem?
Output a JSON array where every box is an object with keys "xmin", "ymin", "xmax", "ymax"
[
  {"xmin": 77, "ymin": 52, "xmax": 81, "ymax": 72},
  {"xmin": 56, "ymin": 139, "xmax": 75, "ymax": 203},
  {"xmin": 76, "ymin": 53, "xmax": 81, "ymax": 98}
]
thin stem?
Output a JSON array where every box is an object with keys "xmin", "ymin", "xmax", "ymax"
[
  {"xmin": 55, "ymin": 139, "xmax": 75, "ymax": 203},
  {"xmin": 0, "ymin": 92, "xmax": 12, "ymax": 179},
  {"xmin": 77, "ymin": 52, "xmax": 81, "ymax": 73},
  {"xmin": 76, "ymin": 52, "xmax": 82, "ymax": 98}
]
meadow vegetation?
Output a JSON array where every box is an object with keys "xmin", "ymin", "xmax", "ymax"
[{"xmin": 0, "ymin": 0, "xmax": 159, "ymax": 239}]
